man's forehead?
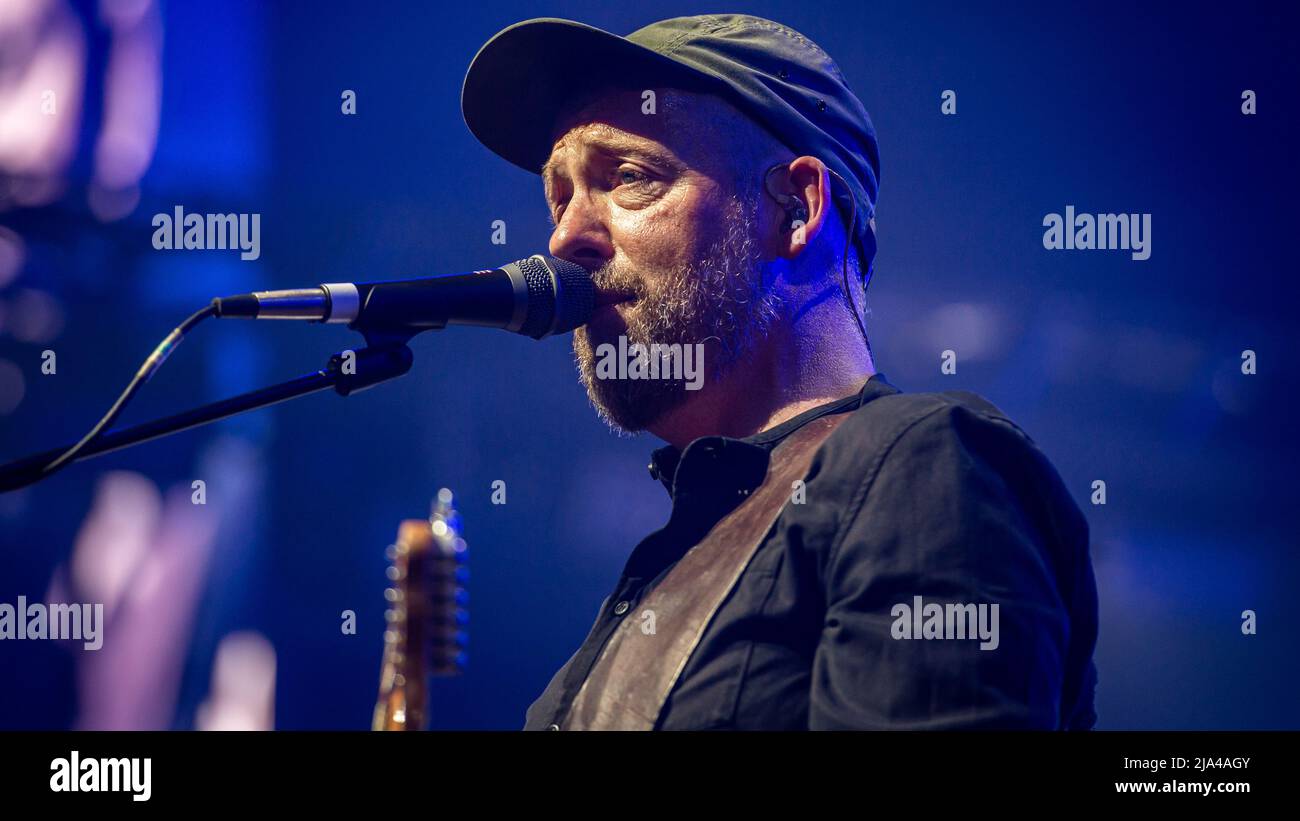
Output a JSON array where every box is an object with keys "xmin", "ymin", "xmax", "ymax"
[{"xmin": 543, "ymin": 88, "xmax": 725, "ymax": 176}]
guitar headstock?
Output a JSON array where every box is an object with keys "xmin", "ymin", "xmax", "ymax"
[{"xmin": 372, "ymin": 488, "xmax": 468, "ymax": 731}]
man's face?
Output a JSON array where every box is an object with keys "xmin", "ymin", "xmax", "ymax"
[{"xmin": 543, "ymin": 88, "xmax": 781, "ymax": 433}]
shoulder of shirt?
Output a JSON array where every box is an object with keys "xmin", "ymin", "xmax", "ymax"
[
  {"xmin": 812, "ymin": 387, "xmax": 1083, "ymax": 562},
  {"xmin": 821, "ymin": 386, "xmax": 1039, "ymax": 469}
]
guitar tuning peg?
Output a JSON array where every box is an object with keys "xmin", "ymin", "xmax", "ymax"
[
  {"xmin": 385, "ymin": 566, "xmax": 402, "ymax": 581},
  {"xmin": 454, "ymin": 566, "xmax": 470, "ymax": 584},
  {"xmin": 385, "ymin": 543, "xmax": 398, "ymax": 561},
  {"xmin": 384, "ymin": 587, "xmax": 401, "ymax": 603},
  {"xmin": 454, "ymin": 588, "xmax": 469, "ymax": 606},
  {"xmin": 431, "ymin": 488, "xmax": 454, "ymax": 517}
]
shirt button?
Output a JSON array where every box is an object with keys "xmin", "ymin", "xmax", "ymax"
[
  {"xmin": 548, "ymin": 723, "xmax": 560, "ymax": 731},
  {"xmin": 613, "ymin": 600, "xmax": 630, "ymax": 616}
]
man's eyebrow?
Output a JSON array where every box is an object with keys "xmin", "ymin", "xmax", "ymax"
[
  {"xmin": 541, "ymin": 134, "xmax": 680, "ymax": 192},
  {"xmin": 540, "ymin": 155, "xmax": 560, "ymax": 183},
  {"xmin": 588, "ymin": 135, "xmax": 678, "ymax": 169}
]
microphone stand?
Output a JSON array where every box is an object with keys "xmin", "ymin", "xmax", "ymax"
[{"xmin": 0, "ymin": 342, "xmax": 414, "ymax": 493}]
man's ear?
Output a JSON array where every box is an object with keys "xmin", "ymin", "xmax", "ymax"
[{"xmin": 769, "ymin": 156, "xmax": 832, "ymax": 260}]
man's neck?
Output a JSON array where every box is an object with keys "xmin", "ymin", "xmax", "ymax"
[{"xmin": 648, "ymin": 320, "xmax": 875, "ymax": 450}]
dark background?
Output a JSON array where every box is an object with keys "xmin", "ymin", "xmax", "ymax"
[{"xmin": 0, "ymin": 0, "xmax": 1296, "ymax": 729}]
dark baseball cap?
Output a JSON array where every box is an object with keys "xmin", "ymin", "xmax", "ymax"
[{"xmin": 461, "ymin": 14, "xmax": 880, "ymax": 269}]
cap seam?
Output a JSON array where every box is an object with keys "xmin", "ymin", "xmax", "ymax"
[
  {"xmin": 743, "ymin": 18, "xmax": 846, "ymax": 82},
  {"xmin": 660, "ymin": 16, "xmax": 741, "ymax": 57},
  {"xmin": 656, "ymin": 28, "xmax": 699, "ymax": 57}
]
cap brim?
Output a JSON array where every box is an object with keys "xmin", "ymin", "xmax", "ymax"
[{"xmin": 461, "ymin": 18, "xmax": 726, "ymax": 175}]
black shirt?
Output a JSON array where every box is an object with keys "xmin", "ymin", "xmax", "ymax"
[{"xmin": 524, "ymin": 373, "xmax": 1099, "ymax": 730}]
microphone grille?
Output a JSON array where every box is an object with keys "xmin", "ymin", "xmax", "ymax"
[{"xmin": 519, "ymin": 255, "xmax": 593, "ymax": 339}]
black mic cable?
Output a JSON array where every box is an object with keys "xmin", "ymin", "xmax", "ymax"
[{"xmin": 13, "ymin": 304, "xmax": 216, "ymax": 490}]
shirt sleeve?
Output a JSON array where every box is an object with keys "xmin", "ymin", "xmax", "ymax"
[{"xmin": 808, "ymin": 401, "xmax": 1083, "ymax": 729}]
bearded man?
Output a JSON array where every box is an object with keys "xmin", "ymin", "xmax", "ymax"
[{"xmin": 461, "ymin": 14, "xmax": 1099, "ymax": 731}]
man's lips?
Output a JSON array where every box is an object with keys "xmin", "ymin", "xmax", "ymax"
[{"xmin": 593, "ymin": 288, "xmax": 638, "ymax": 309}]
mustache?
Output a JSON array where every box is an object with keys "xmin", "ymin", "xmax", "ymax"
[{"xmin": 590, "ymin": 259, "xmax": 650, "ymax": 297}]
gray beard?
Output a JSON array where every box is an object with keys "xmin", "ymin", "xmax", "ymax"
[{"xmin": 572, "ymin": 189, "xmax": 781, "ymax": 433}]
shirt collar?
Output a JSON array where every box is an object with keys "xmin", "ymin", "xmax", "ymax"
[{"xmin": 647, "ymin": 372, "xmax": 899, "ymax": 496}]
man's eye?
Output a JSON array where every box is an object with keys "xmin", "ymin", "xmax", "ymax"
[{"xmin": 617, "ymin": 168, "xmax": 649, "ymax": 185}]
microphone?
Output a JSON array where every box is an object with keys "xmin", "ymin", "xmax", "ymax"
[{"xmin": 210, "ymin": 254, "xmax": 594, "ymax": 339}]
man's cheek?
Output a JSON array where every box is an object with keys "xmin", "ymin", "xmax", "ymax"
[{"xmin": 616, "ymin": 211, "xmax": 693, "ymax": 261}]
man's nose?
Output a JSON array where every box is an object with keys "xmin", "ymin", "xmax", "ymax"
[{"xmin": 548, "ymin": 194, "xmax": 614, "ymax": 270}]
